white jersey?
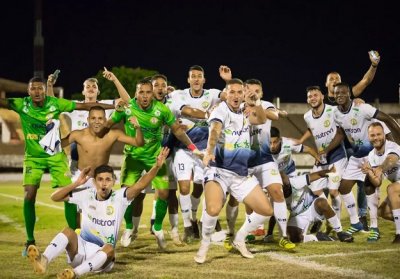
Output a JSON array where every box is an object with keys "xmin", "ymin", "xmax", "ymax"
[
  {"xmin": 304, "ymin": 104, "xmax": 346, "ymax": 164},
  {"xmin": 272, "ymin": 137, "xmax": 303, "ymax": 174},
  {"xmin": 208, "ymin": 101, "xmax": 252, "ymax": 176},
  {"xmin": 249, "ymin": 100, "xmax": 276, "ymax": 167},
  {"xmin": 367, "ymin": 140, "xmax": 400, "ymax": 182},
  {"xmin": 333, "ymin": 102, "xmax": 390, "ymax": 158},
  {"xmin": 64, "ymin": 100, "xmax": 115, "ymax": 131},
  {"xmin": 69, "ymin": 188, "xmax": 131, "ymax": 248},
  {"xmin": 169, "ymin": 88, "xmax": 221, "ymax": 129},
  {"xmin": 286, "ymin": 174, "xmax": 317, "ymax": 217}
]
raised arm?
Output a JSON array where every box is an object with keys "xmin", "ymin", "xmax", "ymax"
[
  {"xmin": 51, "ymin": 167, "xmax": 91, "ymax": 201},
  {"xmin": 126, "ymin": 147, "xmax": 169, "ymax": 200},
  {"xmin": 46, "ymin": 73, "xmax": 56, "ymax": 97},
  {"xmin": 115, "ymin": 117, "xmax": 144, "ymax": 147},
  {"xmin": 352, "ymin": 50, "xmax": 380, "ymax": 97},
  {"xmin": 181, "ymin": 106, "xmax": 208, "ymax": 119},
  {"xmin": 246, "ymin": 92, "xmax": 267, "ymax": 125},
  {"xmin": 375, "ymin": 111, "xmax": 400, "ymax": 144},
  {"xmin": 103, "ymin": 67, "xmax": 131, "ymax": 103},
  {"xmin": 74, "ymin": 102, "xmax": 115, "ymax": 111},
  {"xmin": 293, "ymin": 129, "xmax": 312, "ymax": 145},
  {"xmin": 302, "ymin": 144, "xmax": 321, "ymax": 163},
  {"xmin": 203, "ymin": 121, "xmax": 222, "ymax": 166},
  {"xmin": 0, "ymin": 98, "xmax": 9, "ymax": 108}
]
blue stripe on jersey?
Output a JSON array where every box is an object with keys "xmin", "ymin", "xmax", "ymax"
[
  {"xmin": 211, "ymin": 146, "xmax": 252, "ymax": 176},
  {"xmin": 248, "ymin": 143, "xmax": 274, "ymax": 167},
  {"xmin": 327, "ymin": 144, "xmax": 346, "ymax": 164},
  {"xmin": 285, "ymin": 161, "xmax": 296, "ymax": 175},
  {"xmin": 352, "ymin": 142, "xmax": 374, "ymax": 158}
]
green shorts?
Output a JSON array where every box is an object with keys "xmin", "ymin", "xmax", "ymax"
[
  {"xmin": 120, "ymin": 154, "xmax": 168, "ymax": 190},
  {"xmin": 23, "ymin": 152, "xmax": 72, "ymax": 188}
]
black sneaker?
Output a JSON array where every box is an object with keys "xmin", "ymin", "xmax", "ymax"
[
  {"xmin": 310, "ymin": 220, "xmax": 323, "ymax": 234},
  {"xmin": 150, "ymin": 219, "xmax": 155, "ymax": 235},
  {"xmin": 316, "ymin": 232, "xmax": 335, "ymax": 241},
  {"xmin": 183, "ymin": 226, "xmax": 194, "ymax": 243},
  {"xmin": 191, "ymin": 220, "xmax": 200, "ymax": 239},
  {"xmin": 22, "ymin": 240, "xmax": 36, "ymax": 257},
  {"xmin": 337, "ymin": 231, "xmax": 354, "ymax": 243},
  {"xmin": 359, "ymin": 215, "xmax": 369, "ymax": 232},
  {"xmin": 393, "ymin": 234, "xmax": 400, "ymax": 244}
]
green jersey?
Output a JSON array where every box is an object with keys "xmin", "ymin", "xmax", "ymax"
[
  {"xmin": 7, "ymin": 96, "xmax": 76, "ymax": 158},
  {"xmin": 111, "ymin": 98, "xmax": 175, "ymax": 162}
]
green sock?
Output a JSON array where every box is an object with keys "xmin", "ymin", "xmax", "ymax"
[
  {"xmin": 124, "ymin": 203, "xmax": 134, "ymax": 230},
  {"xmin": 64, "ymin": 202, "xmax": 77, "ymax": 230},
  {"xmin": 154, "ymin": 198, "xmax": 168, "ymax": 231},
  {"xmin": 23, "ymin": 199, "xmax": 35, "ymax": 242}
]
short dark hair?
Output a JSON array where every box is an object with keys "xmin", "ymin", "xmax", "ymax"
[
  {"xmin": 333, "ymin": 82, "xmax": 350, "ymax": 90},
  {"xmin": 89, "ymin": 106, "xmax": 105, "ymax": 116},
  {"xmin": 244, "ymin": 79, "xmax": 262, "ymax": 87},
  {"xmin": 368, "ymin": 121, "xmax": 384, "ymax": 130},
  {"xmin": 151, "ymin": 74, "xmax": 168, "ymax": 83},
  {"xmin": 94, "ymin": 165, "xmax": 115, "ymax": 179},
  {"xmin": 189, "ymin": 65, "xmax": 204, "ymax": 73},
  {"xmin": 226, "ymin": 78, "xmax": 243, "ymax": 86},
  {"xmin": 137, "ymin": 78, "xmax": 153, "ymax": 88},
  {"xmin": 29, "ymin": 77, "xmax": 45, "ymax": 84},
  {"xmin": 270, "ymin": 126, "xmax": 280, "ymax": 138},
  {"xmin": 306, "ymin": 85, "xmax": 321, "ymax": 93}
]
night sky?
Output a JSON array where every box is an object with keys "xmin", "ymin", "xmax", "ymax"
[{"xmin": 1, "ymin": 0, "xmax": 399, "ymax": 103}]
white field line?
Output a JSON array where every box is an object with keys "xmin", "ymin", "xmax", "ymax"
[
  {"xmin": 0, "ymin": 214, "xmax": 25, "ymax": 232},
  {"xmin": 259, "ymin": 251, "xmax": 391, "ymax": 279},
  {"xmin": 299, "ymin": 248, "xmax": 400, "ymax": 259}
]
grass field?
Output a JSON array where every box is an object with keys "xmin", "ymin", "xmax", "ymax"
[{"xmin": 0, "ymin": 180, "xmax": 399, "ymax": 279}]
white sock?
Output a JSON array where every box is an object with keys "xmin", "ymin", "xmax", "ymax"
[
  {"xmin": 226, "ymin": 204, "xmax": 238, "ymax": 235},
  {"xmin": 150, "ymin": 200, "xmax": 156, "ymax": 220},
  {"xmin": 327, "ymin": 215, "xmax": 342, "ymax": 232},
  {"xmin": 341, "ymin": 192, "xmax": 359, "ymax": 224},
  {"xmin": 191, "ymin": 195, "xmax": 201, "ymax": 222},
  {"xmin": 179, "ymin": 194, "xmax": 192, "ymax": 227},
  {"xmin": 392, "ymin": 209, "xmax": 400, "ymax": 234},
  {"xmin": 303, "ymin": 234, "xmax": 318, "ymax": 242},
  {"xmin": 43, "ymin": 233, "xmax": 69, "ymax": 263},
  {"xmin": 74, "ymin": 251, "xmax": 107, "ymax": 276},
  {"xmin": 367, "ymin": 192, "xmax": 379, "ymax": 228},
  {"xmin": 331, "ymin": 195, "xmax": 342, "ymax": 219},
  {"xmin": 274, "ymin": 202, "xmax": 288, "ymax": 237},
  {"xmin": 169, "ymin": 213, "xmax": 179, "ymax": 233},
  {"xmin": 234, "ymin": 212, "xmax": 268, "ymax": 242},
  {"xmin": 201, "ymin": 211, "xmax": 218, "ymax": 243},
  {"xmin": 132, "ymin": 217, "xmax": 141, "ymax": 233}
]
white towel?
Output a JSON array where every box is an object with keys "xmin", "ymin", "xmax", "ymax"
[{"xmin": 39, "ymin": 119, "xmax": 62, "ymax": 155}]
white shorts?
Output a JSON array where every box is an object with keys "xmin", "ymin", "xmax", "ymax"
[
  {"xmin": 248, "ymin": 162, "xmax": 283, "ymax": 189},
  {"xmin": 287, "ymin": 199, "xmax": 325, "ymax": 233},
  {"xmin": 309, "ymin": 157, "xmax": 347, "ymax": 192},
  {"xmin": 204, "ymin": 167, "xmax": 259, "ymax": 202},
  {"xmin": 173, "ymin": 149, "xmax": 204, "ymax": 184},
  {"xmin": 342, "ymin": 156, "xmax": 367, "ymax": 181},
  {"xmin": 67, "ymin": 235, "xmax": 114, "ymax": 273}
]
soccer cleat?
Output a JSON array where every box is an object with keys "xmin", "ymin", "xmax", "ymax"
[
  {"xmin": 194, "ymin": 241, "xmax": 210, "ymax": 264},
  {"xmin": 183, "ymin": 226, "xmax": 194, "ymax": 243},
  {"xmin": 170, "ymin": 230, "xmax": 185, "ymax": 247},
  {"xmin": 152, "ymin": 225, "xmax": 167, "ymax": 250},
  {"xmin": 316, "ymin": 232, "xmax": 335, "ymax": 241},
  {"xmin": 27, "ymin": 245, "xmax": 48, "ymax": 274},
  {"xmin": 120, "ymin": 229, "xmax": 134, "ymax": 247},
  {"xmin": 191, "ymin": 220, "xmax": 200, "ymax": 239},
  {"xmin": 150, "ymin": 219, "xmax": 155, "ymax": 235},
  {"xmin": 232, "ymin": 241, "xmax": 254, "ymax": 259},
  {"xmin": 346, "ymin": 222, "xmax": 365, "ymax": 235},
  {"xmin": 310, "ymin": 220, "xmax": 322, "ymax": 233},
  {"xmin": 223, "ymin": 233, "xmax": 234, "ymax": 251},
  {"xmin": 337, "ymin": 231, "xmax": 354, "ymax": 242},
  {"xmin": 263, "ymin": 234, "xmax": 274, "ymax": 243},
  {"xmin": 393, "ymin": 234, "xmax": 400, "ymax": 244},
  {"xmin": 279, "ymin": 237, "xmax": 296, "ymax": 250},
  {"xmin": 251, "ymin": 228, "xmax": 266, "ymax": 237},
  {"xmin": 367, "ymin": 227, "xmax": 380, "ymax": 242},
  {"xmin": 57, "ymin": 268, "xmax": 76, "ymax": 279},
  {"xmin": 22, "ymin": 240, "xmax": 36, "ymax": 257},
  {"xmin": 359, "ymin": 215, "xmax": 369, "ymax": 232}
]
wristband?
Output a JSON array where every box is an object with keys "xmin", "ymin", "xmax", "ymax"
[{"xmin": 187, "ymin": 143, "xmax": 197, "ymax": 151}]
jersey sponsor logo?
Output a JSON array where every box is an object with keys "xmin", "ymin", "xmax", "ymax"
[
  {"xmin": 384, "ymin": 167, "xmax": 398, "ymax": 176},
  {"xmin": 314, "ymin": 127, "xmax": 334, "ymax": 140},
  {"xmin": 106, "ymin": 205, "xmax": 114, "ymax": 215},
  {"xmin": 225, "ymin": 126, "xmax": 249, "ymax": 136},
  {"xmin": 323, "ymin": 119, "xmax": 331, "ymax": 127},
  {"xmin": 150, "ymin": 117, "xmax": 158, "ymax": 124},
  {"xmin": 250, "ymin": 128, "xmax": 262, "ymax": 136},
  {"xmin": 46, "ymin": 113, "xmax": 54, "ymax": 120},
  {"xmin": 270, "ymin": 169, "xmax": 279, "ymax": 175},
  {"xmin": 154, "ymin": 110, "xmax": 161, "ymax": 117},
  {"xmin": 125, "ymin": 108, "xmax": 131, "ymax": 115},
  {"xmin": 91, "ymin": 216, "xmax": 116, "ymax": 227},
  {"xmin": 201, "ymin": 101, "xmax": 209, "ymax": 109},
  {"xmin": 26, "ymin": 133, "xmax": 39, "ymax": 140},
  {"xmin": 351, "ymin": 118, "xmax": 357, "ymax": 125},
  {"xmin": 49, "ymin": 105, "xmax": 56, "ymax": 112},
  {"xmin": 344, "ymin": 127, "xmax": 361, "ymax": 134},
  {"xmin": 23, "ymin": 106, "xmax": 29, "ymax": 113}
]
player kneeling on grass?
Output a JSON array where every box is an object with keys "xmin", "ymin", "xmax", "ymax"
[
  {"xmin": 283, "ymin": 167, "xmax": 354, "ymax": 243},
  {"xmin": 27, "ymin": 148, "xmax": 169, "ymax": 278}
]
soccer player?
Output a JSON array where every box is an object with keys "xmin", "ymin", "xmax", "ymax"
[
  {"xmin": 194, "ymin": 79, "xmax": 273, "ymax": 264},
  {"xmin": 361, "ymin": 122, "xmax": 400, "ymax": 243},
  {"xmin": 324, "ymin": 82, "xmax": 400, "ymax": 238},
  {"xmin": 0, "ymin": 77, "xmax": 114, "ymax": 255},
  {"xmin": 102, "ymin": 69, "xmax": 201, "ymax": 250},
  {"xmin": 26, "ymin": 148, "xmax": 170, "ymax": 278}
]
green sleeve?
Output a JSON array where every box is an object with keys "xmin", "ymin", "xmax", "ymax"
[
  {"xmin": 57, "ymin": 98, "xmax": 76, "ymax": 112},
  {"xmin": 111, "ymin": 110, "xmax": 124, "ymax": 123},
  {"xmin": 6, "ymin": 98, "xmax": 24, "ymax": 113},
  {"xmin": 163, "ymin": 105, "xmax": 176, "ymax": 127}
]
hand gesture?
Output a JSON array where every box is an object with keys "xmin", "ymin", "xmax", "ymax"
[
  {"xmin": 167, "ymin": 85, "xmax": 176, "ymax": 93},
  {"xmin": 192, "ymin": 148, "xmax": 204, "ymax": 160},
  {"xmin": 75, "ymin": 167, "xmax": 91, "ymax": 186},
  {"xmin": 361, "ymin": 160, "xmax": 372, "ymax": 174},
  {"xmin": 103, "ymin": 67, "xmax": 116, "ymax": 82},
  {"xmin": 278, "ymin": 109, "xmax": 288, "ymax": 118},
  {"xmin": 368, "ymin": 50, "xmax": 380, "ymax": 66},
  {"xmin": 128, "ymin": 116, "xmax": 140, "ymax": 129},
  {"xmin": 219, "ymin": 65, "xmax": 232, "ymax": 81},
  {"xmin": 156, "ymin": 147, "xmax": 170, "ymax": 168},
  {"xmin": 203, "ymin": 152, "xmax": 215, "ymax": 166},
  {"xmin": 115, "ymin": 98, "xmax": 127, "ymax": 112}
]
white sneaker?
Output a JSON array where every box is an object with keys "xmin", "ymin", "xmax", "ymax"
[
  {"xmin": 194, "ymin": 241, "xmax": 210, "ymax": 264},
  {"xmin": 232, "ymin": 241, "xmax": 254, "ymax": 259},
  {"xmin": 152, "ymin": 225, "xmax": 167, "ymax": 250},
  {"xmin": 170, "ymin": 230, "xmax": 185, "ymax": 247},
  {"xmin": 120, "ymin": 229, "xmax": 133, "ymax": 247}
]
